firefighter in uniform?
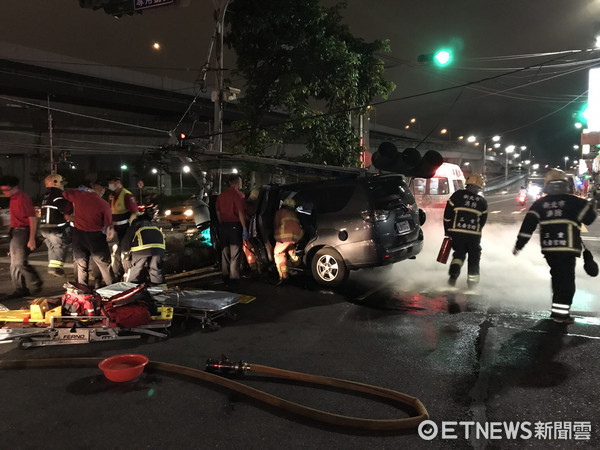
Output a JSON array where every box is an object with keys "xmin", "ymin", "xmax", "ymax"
[
  {"xmin": 40, "ymin": 174, "xmax": 73, "ymax": 277},
  {"xmin": 107, "ymin": 176, "xmax": 138, "ymax": 280},
  {"xmin": 443, "ymin": 173, "xmax": 488, "ymax": 288},
  {"xmin": 513, "ymin": 169, "xmax": 597, "ymax": 324},
  {"xmin": 273, "ymin": 198, "xmax": 304, "ymax": 286},
  {"xmin": 121, "ymin": 204, "xmax": 166, "ymax": 287}
]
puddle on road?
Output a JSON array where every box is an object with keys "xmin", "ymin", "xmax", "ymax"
[{"xmin": 358, "ymin": 290, "xmax": 475, "ymax": 315}]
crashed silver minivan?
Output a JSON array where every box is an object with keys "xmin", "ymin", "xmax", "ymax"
[{"xmin": 249, "ymin": 174, "xmax": 426, "ymax": 287}]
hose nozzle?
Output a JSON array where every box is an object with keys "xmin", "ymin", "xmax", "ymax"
[{"xmin": 206, "ymin": 356, "xmax": 250, "ymax": 374}]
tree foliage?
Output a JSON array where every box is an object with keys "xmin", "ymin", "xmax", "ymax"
[{"xmin": 225, "ymin": 0, "xmax": 394, "ymax": 166}]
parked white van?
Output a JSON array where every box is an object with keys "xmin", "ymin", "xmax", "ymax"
[{"xmin": 410, "ymin": 162, "xmax": 466, "ymax": 208}]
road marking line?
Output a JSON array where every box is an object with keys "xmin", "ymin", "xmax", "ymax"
[{"xmin": 490, "ymin": 210, "xmax": 501, "ymax": 214}]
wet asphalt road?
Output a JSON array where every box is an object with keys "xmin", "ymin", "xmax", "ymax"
[{"xmin": 0, "ymin": 195, "xmax": 599, "ymax": 449}]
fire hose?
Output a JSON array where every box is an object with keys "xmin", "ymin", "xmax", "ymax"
[{"xmin": 0, "ymin": 356, "xmax": 428, "ymax": 431}]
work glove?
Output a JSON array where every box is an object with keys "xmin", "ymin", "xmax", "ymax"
[
  {"xmin": 512, "ymin": 246, "xmax": 520, "ymax": 256},
  {"xmin": 121, "ymin": 252, "xmax": 132, "ymax": 271},
  {"xmin": 243, "ymin": 227, "xmax": 249, "ymax": 241}
]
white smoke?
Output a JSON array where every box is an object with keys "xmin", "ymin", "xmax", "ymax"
[{"xmin": 354, "ymin": 207, "xmax": 599, "ymax": 315}]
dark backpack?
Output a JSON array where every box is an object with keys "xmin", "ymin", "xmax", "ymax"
[{"xmin": 61, "ymin": 282, "xmax": 102, "ymax": 317}]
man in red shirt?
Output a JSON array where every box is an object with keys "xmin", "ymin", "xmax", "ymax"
[
  {"xmin": 215, "ymin": 174, "xmax": 247, "ymax": 285},
  {"xmin": 0, "ymin": 176, "xmax": 43, "ymax": 299},
  {"xmin": 63, "ymin": 181, "xmax": 114, "ymax": 288}
]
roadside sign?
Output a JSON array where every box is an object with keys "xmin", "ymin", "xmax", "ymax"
[
  {"xmin": 134, "ymin": 0, "xmax": 173, "ymax": 11},
  {"xmin": 137, "ymin": 180, "xmax": 145, "ymax": 189}
]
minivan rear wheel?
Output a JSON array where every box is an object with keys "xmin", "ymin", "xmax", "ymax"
[{"xmin": 311, "ymin": 248, "xmax": 347, "ymax": 287}]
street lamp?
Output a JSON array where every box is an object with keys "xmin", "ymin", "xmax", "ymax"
[
  {"xmin": 180, "ymin": 165, "xmax": 190, "ymax": 194},
  {"xmin": 151, "ymin": 168, "xmax": 160, "ymax": 195},
  {"xmin": 505, "ymin": 145, "xmax": 515, "ymax": 181},
  {"xmin": 440, "ymin": 128, "xmax": 451, "ymax": 140},
  {"xmin": 120, "ymin": 164, "xmax": 127, "ymax": 182},
  {"xmin": 564, "ymin": 156, "xmax": 569, "ymax": 170}
]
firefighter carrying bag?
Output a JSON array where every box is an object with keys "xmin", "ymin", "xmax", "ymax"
[
  {"xmin": 61, "ymin": 282, "xmax": 102, "ymax": 317},
  {"xmin": 101, "ymin": 284, "xmax": 156, "ymax": 328}
]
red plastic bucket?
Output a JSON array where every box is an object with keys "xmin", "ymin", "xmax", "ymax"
[{"xmin": 98, "ymin": 354, "xmax": 149, "ymax": 382}]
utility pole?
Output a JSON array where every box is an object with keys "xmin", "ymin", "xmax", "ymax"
[
  {"xmin": 212, "ymin": 0, "xmax": 230, "ymax": 155},
  {"xmin": 212, "ymin": 0, "xmax": 230, "ymax": 193},
  {"xmin": 48, "ymin": 95, "xmax": 55, "ymax": 174}
]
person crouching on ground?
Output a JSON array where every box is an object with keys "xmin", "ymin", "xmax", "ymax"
[
  {"xmin": 273, "ymin": 197, "xmax": 304, "ymax": 286},
  {"xmin": 121, "ymin": 204, "xmax": 167, "ymax": 288}
]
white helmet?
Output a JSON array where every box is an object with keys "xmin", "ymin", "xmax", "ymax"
[{"xmin": 544, "ymin": 168, "xmax": 567, "ymax": 185}]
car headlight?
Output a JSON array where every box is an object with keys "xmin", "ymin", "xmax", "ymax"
[
  {"xmin": 165, "ymin": 209, "xmax": 172, "ymax": 216},
  {"xmin": 184, "ymin": 209, "xmax": 193, "ymax": 217}
]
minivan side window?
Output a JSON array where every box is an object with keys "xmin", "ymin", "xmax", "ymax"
[
  {"xmin": 309, "ymin": 186, "xmax": 355, "ymax": 213},
  {"xmin": 453, "ymin": 179, "xmax": 464, "ymax": 191}
]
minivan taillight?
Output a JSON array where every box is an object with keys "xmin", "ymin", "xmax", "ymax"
[{"xmin": 360, "ymin": 210, "xmax": 390, "ymax": 222}]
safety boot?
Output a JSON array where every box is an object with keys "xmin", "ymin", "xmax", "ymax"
[{"xmin": 467, "ymin": 274, "xmax": 480, "ymax": 289}]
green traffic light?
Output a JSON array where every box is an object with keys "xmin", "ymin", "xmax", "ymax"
[{"xmin": 434, "ymin": 49, "xmax": 452, "ymax": 66}]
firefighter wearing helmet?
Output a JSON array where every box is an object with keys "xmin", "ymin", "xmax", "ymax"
[
  {"xmin": 443, "ymin": 173, "xmax": 488, "ymax": 288},
  {"xmin": 273, "ymin": 197, "xmax": 304, "ymax": 286},
  {"xmin": 513, "ymin": 168, "xmax": 597, "ymax": 324},
  {"xmin": 121, "ymin": 203, "xmax": 167, "ymax": 288},
  {"xmin": 40, "ymin": 173, "xmax": 73, "ymax": 277}
]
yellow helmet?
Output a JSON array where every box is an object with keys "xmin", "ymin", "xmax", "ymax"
[
  {"xmin": 44, "ymin": 174, "xmax": 65, "ymax": 188},
  {"xmin": 248, "ymin": 189, "xmax": 259, "ymax": 202},
  {"xmin": 544, "ymin": 168, "xmax": 567, "ymax": 185},
  {"xmin": 282, "ymin": 198, "xmax": 296, "ymax": 208},
  {"xmin": 465, "ymin": 173, "xmax": 484, "ymax": 189}
]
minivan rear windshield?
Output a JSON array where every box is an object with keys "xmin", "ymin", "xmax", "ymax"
[{"xmin": 368, "ymin": 178, "xmax": 415, "ymax": 209}]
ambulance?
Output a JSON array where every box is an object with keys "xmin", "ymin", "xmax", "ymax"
[{"xmin": 410, "ymin": 162, "xmax": 466, "ymax": 208}]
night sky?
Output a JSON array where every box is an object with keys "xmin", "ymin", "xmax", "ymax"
[{"xmin": 2, "ymin": 0, "xmax": 600, "ymax": 166}]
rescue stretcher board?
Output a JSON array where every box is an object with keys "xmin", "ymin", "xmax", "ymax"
[{"xmin": 97, "ymin": 282, "xmax": 254, "ymax": 329}]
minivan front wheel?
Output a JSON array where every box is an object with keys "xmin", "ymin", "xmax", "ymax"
[{"xmin": 311, "ymin": 248, "xmax": 347, "ymax": 287}]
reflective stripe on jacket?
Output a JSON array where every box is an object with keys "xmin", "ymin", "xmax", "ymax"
[
  {"xmin": 515, "ymin": 194, "xmax": 596, "ymax": 254},
  {"xmin": 41, "ymin": 187, "xmax": 70, "ymax": 227},
  {"xmin": 443, "ymin": 189, "xmax": 488, "ymax": 236},
  {"xmin": 110, "ymin": 188, "xmax": 133, "ymax": 225},
  {"xmin": 274, "ymin": 208, "xmax": 304, "ymax": 243},
  {"xmin": 130, "ymin": 226, "xmax": 166, "ymax": 252}
]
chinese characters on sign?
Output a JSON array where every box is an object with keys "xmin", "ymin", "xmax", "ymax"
[{"xmin": 134, "ymin": 0, "xmax": 173, "ymax": 11}]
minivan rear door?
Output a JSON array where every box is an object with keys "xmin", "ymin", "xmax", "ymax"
[{"xmin": 368, "ymin": 176, "xmax": 420, "ymax": 245}]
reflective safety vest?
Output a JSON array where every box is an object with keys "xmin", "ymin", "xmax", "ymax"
[
  {"xmin": 40, "ymin": 187, "xmax": 69, "ymax": 228},
  {"xmin": 110, "ymin": 188, "xmax": 133, "ymax": 226},
  {"xmin": 516, "ymin": 194, "xmax": 596, "ymax": 254},
  {"xmin": 130, "ymin": 226, "xmax": 166, "ymax": 253},
  {"xmin": 274, "ymin": 208, "xmax": 304, "ymax": 243}
]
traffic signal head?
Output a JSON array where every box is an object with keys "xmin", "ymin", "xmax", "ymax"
[
  {"xmin": 433, "ymin": 49, "xmax": 452, "ymax": 66},
  {"xmin": 417, "ymin": 48, "xmax": 453, "ymax": 67}
]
